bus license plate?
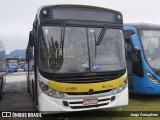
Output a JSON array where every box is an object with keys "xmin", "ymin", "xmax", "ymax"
[{"xmin": 83, "ymin": 98, "xmax": 98, "ymax": 105}]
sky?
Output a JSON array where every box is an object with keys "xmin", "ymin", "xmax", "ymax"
[{"xmin": 0, "ymin": 0, "xmax": 160, "ymax": 54}]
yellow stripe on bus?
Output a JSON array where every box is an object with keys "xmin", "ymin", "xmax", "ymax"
[{"xmin": 47, "ymin": 76, "xmax": 125, "ymax": 93}]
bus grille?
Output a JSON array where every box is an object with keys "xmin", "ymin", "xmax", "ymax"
[
  {"xmin": 56, "ymin": 75, "xmax": 120, "ymax": 83},
  {"xmin": 65, "ymin": 97, "xmax": 112, "ymax": 109},
  {"xmin": 70, "ymin": 103, "xmax": 109, "ymax": 109}
]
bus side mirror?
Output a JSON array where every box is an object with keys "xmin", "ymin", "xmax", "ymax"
[
  {"xmin": 26, "ymin": 46, "xmax": 32, "ymax": 62},
  {"xmin": 133, "ymin": 48, "xmax": 141, "ymax": 62},
  {"xmin": 123, "ymin": 30, "xmax": 135, "ymax": 40},
  {"xmin": 132, "ymin": 48, "xmax": 144, "ymax": 77},
  {"xmin": 29, "ymin": 31, "xmax": 35, "ymax": 47}
]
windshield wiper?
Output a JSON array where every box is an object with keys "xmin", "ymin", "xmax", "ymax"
[
  {"xmin": 96, "ymin": 24, "xmax": 108, "ymax": 46},
  {"xmin": 94, "ymin": 24, "xmax": 108, "ymax": 57}
]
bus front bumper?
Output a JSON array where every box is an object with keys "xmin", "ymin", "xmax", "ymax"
[{"xmin": 38, "ymin": 87, "xmax": 128, "ymax": 114}]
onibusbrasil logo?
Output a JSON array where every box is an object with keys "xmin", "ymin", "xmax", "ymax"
[{"xmin": 2, "ymin": 112, "xmax": 42, "ymax": 117}]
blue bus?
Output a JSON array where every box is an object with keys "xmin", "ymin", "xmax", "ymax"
[
  {"xmin": 124, "ymin": 23, "xmax": 160, "ymax": 94},
  {"xmin": 6, "ymin": 59, "xmax": 19, "ymax": 72}
]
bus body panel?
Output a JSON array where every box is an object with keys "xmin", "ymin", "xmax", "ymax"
[
  {"xmin": 38, "ymin": 86, "xmax": 128, "ymax": 112},
  {"xmin": 35, "ymin": 67, "xmax": 128, "ymax": 114},
  {"xmin": 124, "ymin": 25, "xmax": 160, "ymax": 94},
  {"xmin": 37, "ymin": 70, "xmax": 128, "ymax": 113}
]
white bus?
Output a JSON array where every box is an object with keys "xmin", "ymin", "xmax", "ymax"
[{"xmin": 26, "ymin": 5, "xmax": 132, "ymax": 114}]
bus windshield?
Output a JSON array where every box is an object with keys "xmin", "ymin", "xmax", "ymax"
[
  {"xmin": 140, "ymin": 30, "xmax": 160, "ymax": 69},
  {"xmin": 39, "ymin": 26, "xmax": 126, "ymax": 73}
]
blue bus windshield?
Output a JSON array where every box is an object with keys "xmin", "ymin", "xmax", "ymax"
[
  {"xmin": 8, "ymin": 62, "xmax": 18, "ymax": 68},
  {"xmin": 140, "ymin": 30, "xmax": 160, "ymax": 70}
]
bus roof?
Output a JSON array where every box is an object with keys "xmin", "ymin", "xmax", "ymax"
[
  {"xmin": 36, "ymin": 4, "xmax": 121, "ymax": 15},
  {"xmin": 124, "ymin": 23, "xmax": 160, "ymax": 30}
]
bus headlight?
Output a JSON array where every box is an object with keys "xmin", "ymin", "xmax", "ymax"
[
  {"xmin": 112, "ymin": 80, "xmax": 128, "ymax": 94},
  {"xmin": 57, "ymin": 92, "xmax": 64, "ymax": 98},
  {"xmin": 48, "ymin": 89, "xmax": 56, "ymax": 96},
  {"xmin": 146, "ymin": 71, "xmax": 160, "ymax": 85},
  {"xmin": 41, "ymin": 84, "xmax": 49, "ymax": 91},
  {"xmin": 39, "ymin": 81, "xmax": 64, "ymax": 99}
]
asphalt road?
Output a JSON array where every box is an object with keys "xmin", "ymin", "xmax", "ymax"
[
  {"xmin": 0, "ymin": 72, "xmax": 42, "ymax": 120},
  {"xmin": 0, "ymin": 72, "xmax": 37, "ymax": 111},
  {"xmin": 0, "ymin": 72, "xmax": 70, "ymax": 120}
]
